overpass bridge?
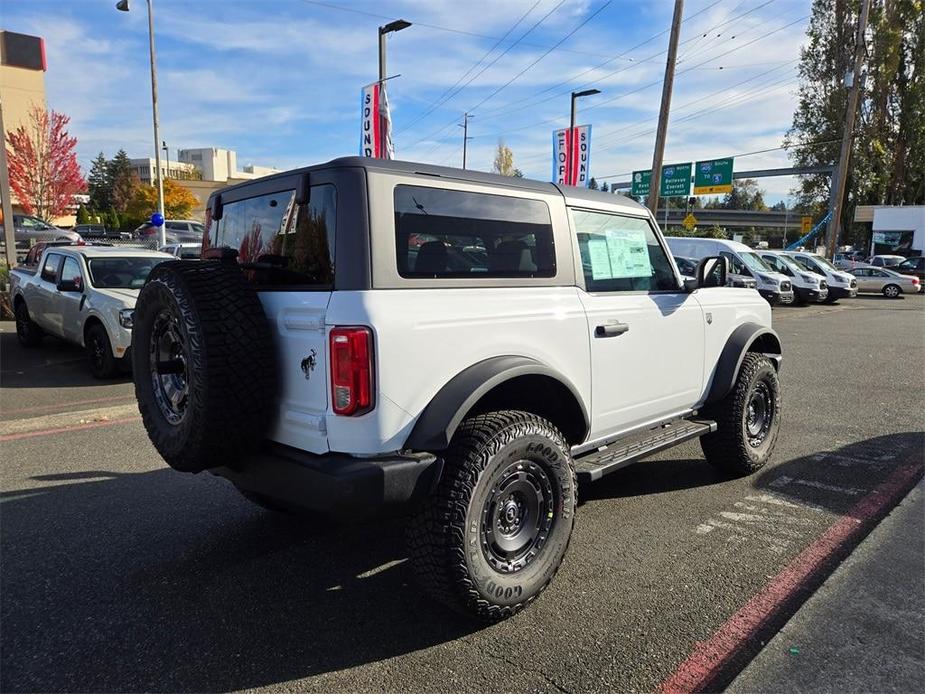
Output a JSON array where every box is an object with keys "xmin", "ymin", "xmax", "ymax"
[{"xmin": 653, "ymin": 208, "xmax": 803, "ymax": 230}]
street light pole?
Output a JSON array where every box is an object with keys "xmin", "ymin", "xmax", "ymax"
[
  {"xmin": 378, "ymin": 19, "xmax": 411, "ymax": 159},
  {"xmin": 569, "ymin": 89, "xmax": 600, "ymax": 185},
  {"xmin": 117, "ymin": 0, "xmax": 165, "ymax": 246}
]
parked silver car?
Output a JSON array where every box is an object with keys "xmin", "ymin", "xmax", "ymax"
[
  {"xmin": 849, "ymin": 267, "xmax": 921, "ymax": 297},
  {"xmin": 10, "ymin": 214, "xmax": 82, "ymax": 248}
]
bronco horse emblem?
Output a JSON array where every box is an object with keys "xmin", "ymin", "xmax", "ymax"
[{"xmin": 301, "ymin": 349, "xmax": 317, "ymax": 379}]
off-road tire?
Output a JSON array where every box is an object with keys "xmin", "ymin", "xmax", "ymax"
[
  {"xmin": 882, "ymin": 284, "xmax": 901, "ymax": 298},
  {"xmin": 14, "ymin": 300, "xmax": 43, "ymax": 347},
  {"xmin": 132, "ymin": 260, "xmax": 278, "ymax": 473},
  {"xmin": 407, "ymin": 410, "xmax": 577, "ymax": 622},
  {"xmin": 700, "ymin": 353, "xmax": 780, "ymax": 476},
  {"xmin": 86, "ymin": 323, "xmax": 120, "ymax": 379}
]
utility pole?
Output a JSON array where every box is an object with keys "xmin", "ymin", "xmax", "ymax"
[
  {"xmin": 378, "ymin": 19, "xmax": 411, "ymax": 159},
  {"xmin": 459, "ymin": 112, "xmax": 473, "ymax": 169},
  {"xmin": 0, "ymin": 98, "xmax": 17, "ymax": 268},
  {"xmin": 646, "ymin": 0, "xmax": 685, "ymax": 217},
  {"xmin": 825, "ymin": 0, "xmax": 871, "ymax": 258}
]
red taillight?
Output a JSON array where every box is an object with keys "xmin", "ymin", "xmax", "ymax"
[{"xmin": 329, "ymin": 326, "xmax": 374, "ymax": 416}]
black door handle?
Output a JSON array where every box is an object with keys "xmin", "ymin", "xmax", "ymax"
[{"xmin": 595, "ymin": 322, "xmax": 629, "ymax": 337}]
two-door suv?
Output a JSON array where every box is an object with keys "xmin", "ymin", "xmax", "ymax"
[{"xmin": 132, "ymin": 158, "xmax": 783, "ymax": 621}]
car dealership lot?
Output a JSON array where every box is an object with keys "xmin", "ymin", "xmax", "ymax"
[{"xmin": 1, "ymin": 296, "xmax": 923, "ymax": 693}]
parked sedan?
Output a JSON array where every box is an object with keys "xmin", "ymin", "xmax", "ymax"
[
  {"xmin": 159, "ymin": 243, "xmax": 202, "ymax": 259},
  {"xmin": 893, "ymin": 255, "xmax": 925, "ymax": 284},
  {"xmin": 850, "ymin": 267, "xmax": 921, "ymax": 297},
  {"xmin": 135, "ymin": 219, "xmax": 205, "ymax": 245},
  {"xmin": 867, "ymin": 254, "xmax": 906, "ymax": 268},
  {"xmin": 9, "ymin": 214, "xmax": 82, "ymax": 248}
]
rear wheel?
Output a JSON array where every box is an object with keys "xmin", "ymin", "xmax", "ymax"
[
  {"xmin": 882, "ymin": 284, "xmax": 901, "ymax": 298},
  {"xmin": 14, "ymin": 300, "xmax": 43, "ymax": 347},
  {"xmin": 86, "ymin": 323, "xmax": 119, "ymax": 379},
  {"xmin": 700, "ymin": 353, "xmax": 780, "ymax": 476},
  {"xmin": 407, "ymin": 410, "xmax": 576, "ymax": 621}
]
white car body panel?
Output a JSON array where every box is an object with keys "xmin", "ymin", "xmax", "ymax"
[{"xmin": 786, "ymin": 251, "xmax": 858, "ymax": 298}]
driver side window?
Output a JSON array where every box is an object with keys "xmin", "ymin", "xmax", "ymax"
[
  {"xmin": 60, "ymin": 257, "xmax": 83, "ymax": 289},
  {"xmin": 719, "ymin": 251, "xmax": 746, "ymax": 275}
]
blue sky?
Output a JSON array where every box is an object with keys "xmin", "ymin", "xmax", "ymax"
[{"xmin": 4, "ymin": 0, "xmax": 811, "ymax": 202}]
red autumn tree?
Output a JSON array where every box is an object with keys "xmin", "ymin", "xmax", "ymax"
[{"xmin": 5, "ymin": 106, "xmax": 86, "ymax": 222}]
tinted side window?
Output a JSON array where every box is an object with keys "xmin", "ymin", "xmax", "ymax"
[
  {"xmin": 572, "ymin": 210, "xmax": 677, "ymax": 292},
  {"xmin": 394, "ymin": 185, "xmax": 555, "ymax": 278},
  {"xmin": 41, "ymin": 253, "xmax": 62, "ymax": 283},
  {"xmin": 211, "ymin": 185, "xmax": 336, "ymax": 287}
]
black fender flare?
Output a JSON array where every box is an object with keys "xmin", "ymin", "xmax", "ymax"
[
  {"xmin": 705, "ymin": 323, "xmax": 782, "ymax": 404},
  {"xmin": 405, "ymin": 355, "xmax": 589, "ymax": 451}
]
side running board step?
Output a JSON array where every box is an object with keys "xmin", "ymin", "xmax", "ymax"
[{"xmin": 574, "ymin": 419, "xmax": 717, "ymax": 484}]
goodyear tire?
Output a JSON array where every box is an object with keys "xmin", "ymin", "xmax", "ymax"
[
  {"xmin": 132, "ymin": 260, "xmax": 278, "ymax": 473},
  {"xmin": 407, "ymin": 410, "xmax": 577, "ymax": 622},
  {"xmin": 700, "ymin": 353, "xmax": 780, "ymax": 476}
]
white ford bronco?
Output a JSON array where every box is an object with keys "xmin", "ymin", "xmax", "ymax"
[{"xmin": 132, "ymin": 158, "xmax": 782, "ymax": 621}]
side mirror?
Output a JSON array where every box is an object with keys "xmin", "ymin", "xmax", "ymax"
[
  {"xmin": 294, "ymin": 172, "xmax": 311, "ymax": 205},
  {"xmin": 697, "ymin": 256, "xmax": 728, "ymax": 288},
  {"xmin": 210, "ymin": 194, "xmax": 223, "ymax": 221},
  {"xmin": 57, "ymin": 278, "xmax": 82, "ymax": 292}
]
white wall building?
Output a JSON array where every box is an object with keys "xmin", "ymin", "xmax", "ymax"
[
  {"xmin": 129, "ymin": 158, "xmax": 198, "ymax": 184},
  {"xmin": 856, "ymin": 205, "xmax": 925, "ymax": 256},
  {"xmin": 177, "ymin": 147, "xmax": 280, "ymax": 182}
]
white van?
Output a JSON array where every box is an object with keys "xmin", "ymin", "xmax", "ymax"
[
  {"xmin": 757, "ymin": 250, "xmax": 828, "ymax": 304},
  {"xmin": 666, "ymin": 237, "xmax": 794, "ymax": 305},
  {"xmin": 784, "ymin": 251, "xmax": 858, "ymax": 302}
]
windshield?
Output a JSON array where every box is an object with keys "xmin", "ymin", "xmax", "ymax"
[
  {"xmin": 740, "ymin": 252, "xmax": 773, "ymax": 273},
  {"xmin": 809, "ymin": 254, "xmax": 838, "ymax": 271},
  {"xmin": 772, "ymin": 254, "xmax": 803, "ymax": 274},
  {"xmin": 87, "ymin": 257, "xmax": 166, "ymax": 289}
]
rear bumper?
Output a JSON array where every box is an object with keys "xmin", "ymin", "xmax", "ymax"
[{"xmin": 212, "ymin": 444, "xmax": 441, "ymax": 520}]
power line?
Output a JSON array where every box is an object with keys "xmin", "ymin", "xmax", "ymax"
[
  {"xmin": 395, "ymin": 0, "xmax": 559, "ymax": 136},
  {"xmin": 407, "ymin": 0, "xmax": 614, "ymax": 152},
  {"xmin": 298, "ymin": 0, "xmax": 641, "ymax": 61}
]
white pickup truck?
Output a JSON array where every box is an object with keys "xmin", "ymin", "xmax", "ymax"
[
  {"xmin": 131, "ymin": 157, "xmax": 784, "ymax": 621},
  {"xmin": 9, "ymin": 246, "xmax": 174, "ymax": 378}
]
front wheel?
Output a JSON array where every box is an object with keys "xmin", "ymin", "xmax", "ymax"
[
  {"xmin": 700, "ymin": 353, "xmax": 780, "ymax": 476},
  {"xmin": 882, "ymin": 284, "xmax": 901, "ymax": 298},
  {"xmin": 407, "ymin": 411, "xmax": 577, "ymax": 622},
  {"xmin": 86, "ymin": 323, "xmax": 119, "ymax": 379},
  {"xmin": 14, "ymin": 300, "xmax": 43, "ymax": 347}
]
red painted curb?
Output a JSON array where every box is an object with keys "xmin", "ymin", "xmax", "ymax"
[
  {"xmin": 0, "ymin": 416, "xmax": 140, "ymax": 443},
  {"xmin": 659, "ymin": 461, "xmax": 924, "ymax": 694}
]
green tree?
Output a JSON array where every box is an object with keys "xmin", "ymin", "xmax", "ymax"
[
  {"xmin": 108, "ymin": 149, "xmax": 137, "ymax": 213},
  {"xmin": 589, "ymin": 177, "xmax": 599, "ymax": 190},
  {"xmin": 87, "ymin": 152, "xmax": 111, "ymax": 211},
  {"xmin": 492, "ymin": 142, "xmax": 516, "ymax": 176},
  {"xmin": 720, "ymin": 179, "xmax": 768, "ymax": 210},
  {"xmin": 787, "ymin": 0, "xmax": 924, "ymax": 242},
  {"xmin": 75, "ymin": 205, "xmax": 90, "ymax": 224}
]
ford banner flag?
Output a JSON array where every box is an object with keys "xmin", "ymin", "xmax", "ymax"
[
  {"xmin": 552, "ymin": 125, "xmax": 591, "ymax": 187},
  {"xmin": 360, "ymin": 82, "xmax": 394, "ymax": 159}
]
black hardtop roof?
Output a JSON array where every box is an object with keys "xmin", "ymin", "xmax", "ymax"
[{"xmin": 212, "ymin": 156, "xmax": 646, "ymax": 214}]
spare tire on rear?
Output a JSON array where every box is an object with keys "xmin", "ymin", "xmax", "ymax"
[{"xmin": 132, "ymin": 260, "xmax": 278, "ymax": 472}]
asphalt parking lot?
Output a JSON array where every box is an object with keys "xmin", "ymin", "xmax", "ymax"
[{"xmin": 1, "ymin": 295, "xmax": 923, "ymax": 693}]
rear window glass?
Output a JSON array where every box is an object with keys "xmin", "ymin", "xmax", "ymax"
[
  {"xmin": 394, "ymin": 185, "xmax": 555, "ymax": 279},
  {"xmin": 207, "ymin": 184, "xmax": 336, "ymax": 288}
]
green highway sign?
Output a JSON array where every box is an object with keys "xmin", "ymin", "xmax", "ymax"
[
  {"xmin": 694, "ymin": 157, "xmax": 734, "ymax": 194},
  {"xmin": 630, "ymin": 163, "xmax": 692, "ymax": 197}
]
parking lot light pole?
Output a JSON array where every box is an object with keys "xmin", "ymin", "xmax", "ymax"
[
  {"xmin": 570, "ymin": 89, "xmax": 600, "ymax": 134},
  {"xmin": 378, "ymin": 19, "xmax": 411, "ymax": 159},
  {"xmin": 117, "ymin": 0, "xmax": 166, "ymax": 247}
]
